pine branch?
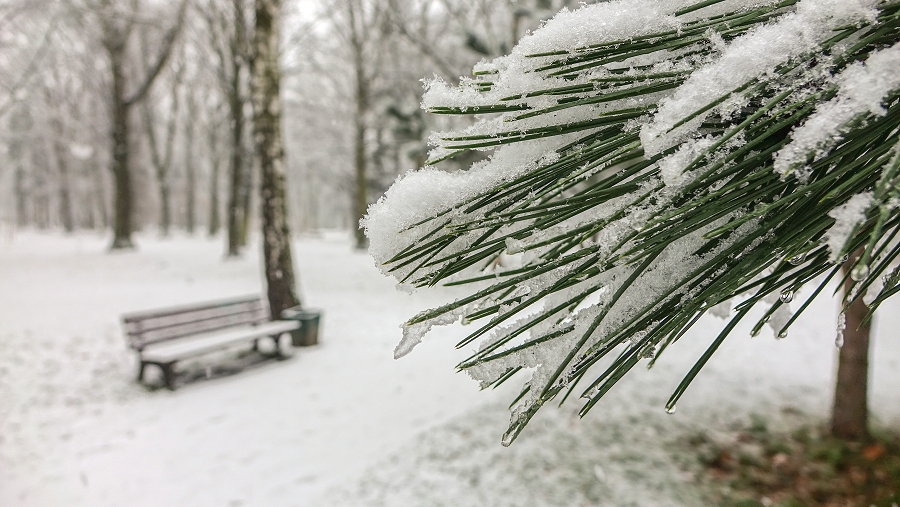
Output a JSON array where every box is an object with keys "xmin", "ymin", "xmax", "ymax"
[{"xmin": 366, "ymin": 0, "xmax": 900, "ymax": 445}]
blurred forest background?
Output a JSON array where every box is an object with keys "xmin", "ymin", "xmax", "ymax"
[{"xmin": 0, "ymin": 0, "xmax": 594, "ymax": 253}]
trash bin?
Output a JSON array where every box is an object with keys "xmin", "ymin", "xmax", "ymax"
[{"xmin": 281, "ymin": 307, "xmax": 322, "ymax": 347}]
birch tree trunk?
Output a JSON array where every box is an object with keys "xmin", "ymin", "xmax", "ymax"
[{"xmin": 252, "ymin": 0, "xmax": 300, "ymax": 319}]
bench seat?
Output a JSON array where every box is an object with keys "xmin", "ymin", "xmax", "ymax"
[{"xmin": 141, "ymin": 320, "xmax": 300, "ymax": 363}]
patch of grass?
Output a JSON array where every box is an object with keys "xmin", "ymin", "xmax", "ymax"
[{"xmin": 687, "ymin": 416, "xmax": 900, "ymax": 507}]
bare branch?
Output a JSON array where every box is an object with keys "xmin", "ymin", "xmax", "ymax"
[{"xmin": 123, "ymin": 0, "xmax": 189, "ymax": 106}]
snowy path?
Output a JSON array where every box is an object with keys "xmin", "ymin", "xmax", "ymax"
[
  {"xmin": 0, "ymin": 232, "xmax": 897, "ymax": 507},
  {"xmin": 0, "ymin": 232, "xmax": 504, "ymax": 507}
]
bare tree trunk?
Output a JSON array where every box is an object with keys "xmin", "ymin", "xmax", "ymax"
[
  {"xmin": 46, "ymin": 95, "xmax": 75, "ymax": 232},
  {"xmin": 99, "ymin": 0, "xmax": 187, "ymax": 249},
  {"xmin": 140, "ymin": 39, "xmax": 182, "ymax": 238},
  {"xmin": 239, "ymin": 154, "xmax": 253, "ymax": 246},
  {"xmin": 160, "ymin": 183, "xmax": 172, "ymax": 235},
  {"xmin": 91, "ymin": 159, "xmax": 110, "ymax": 229},
  {"xmin": 43, "ymin": 64, "xmax": 77, "ymax": 233},
  {"xmin": 221, "ymin": 0, "xmax": 251, "ymax": 256},
  {"xmin": 832, "ymin": 248, "xmax": 872, "ymax": 441},
  {"xmin": 109, "ymin": 54, "xmax": 135, "ymax": 249},
  {"xmin": 353, "ymin": 101, "xmax": 368, "ymax": 250},
  {"xmin": 82, "ymin": 182, "xmax": 95, "ymax": 230},
  {"xmin": 208, "ymin": 122, "xmax": 222, "ymax": 237},
  {"xmin": 184, "ymin": 91, "xmax": 197, "ymax": 234},
  {"xmin": 226, "ymin": 67, "xmax": 246, "ymax": 255},
  {"xmin": 204, "ymin": 0, "xmax": 250, "ymax": 252},
  {"xmin": 253, "ymin": 0, "xmax": 300, "ymax": 319},
  {"xmin": 85, "ymin": 97, "xmax": 109, "ymax": 230},
  {"xmin": 33, "ymin": 151, "xmax": 50, "ymax": 229},
  {"xmin": 54, "ymin": 146, "xmax": 75, "ymax": 232},
  {"xmin": 14, "ymin": 164, "xmax": 27, "ymax": 227},
  {"xmin": 350, "ymin": 3, "xmax": 369, "ymax": 251}
]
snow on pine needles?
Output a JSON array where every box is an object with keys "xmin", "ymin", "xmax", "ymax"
[{"xmin": 365, "ymin": 0, "xmax": 900, "ymax": 444}]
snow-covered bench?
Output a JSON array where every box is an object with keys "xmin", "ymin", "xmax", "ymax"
[{"xmin": 122, "ymin": 296, "xmax": 300, "ymax": 390}]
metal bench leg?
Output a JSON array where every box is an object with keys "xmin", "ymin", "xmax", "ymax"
[
  {"xmin": 161, "ymin": 362, "xmax": 177, "ymax": 391},
  {"xmin": 137, "ymin": 361, "xmax": 147, "ymax": 383},
  {"xmin": 271, "ymin": 334, "xmax": 283, "ymax": 357}
]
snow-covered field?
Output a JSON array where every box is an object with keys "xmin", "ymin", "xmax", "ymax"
[{"xmin": 1, "ymin": 231, "xmax": 897, "ymax": 507}]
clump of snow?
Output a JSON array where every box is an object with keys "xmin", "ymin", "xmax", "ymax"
[
  {"xmin": 396, "ymin": 307, "xmax": 466, "ymax": 359},
  {"xmin": 641, "ymin": 0, "xmax": 879, "ymax": 156},
  {"xmin": 363, "ymin": 140, "xmax": 564, "ymax": 278},
  {"xmin": 505, "ymin": 237, "xmax": 526, "ymax": 255},
  {"xmin": 775, "ymin": 43, "xmax": 900, "ymax": 179},
  {"xmin": 825, "ymin": 192, "xmax": 874, "ymax": 261},
  {"xmin": 658, "ymin": 137, "xmax": 715, "ymax": 187},
  {"xmin": 511, "ymin": 0, "xmax": 686, "ymax": 56}
]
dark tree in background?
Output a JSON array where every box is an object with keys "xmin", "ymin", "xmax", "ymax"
[
  {"xmin": 252, "ymin": 0, "xmax": 300, "ymax": 318},
  {"xmin": 140, "ymin": 42, "xmax": 183, "ymax": 238},
  {"xmin": 93, "ymin": 0, "xmax": 188, "ymax": 249},
  {"xmin": 203, "ymin": 0, "xmax": 255, "ymax": 256}
]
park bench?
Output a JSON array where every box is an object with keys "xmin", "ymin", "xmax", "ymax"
[{"xmin": 122, "ymin": 296, "xmax": 301, "ymax": 390}]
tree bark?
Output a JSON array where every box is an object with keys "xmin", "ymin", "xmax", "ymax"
[
  {"xmin": 239, "ymin": 153, "xmax": 253, "ymax": 247},
  {"xmin": 204, "ymin": 0, "xmax": 249, "ymax": 252},
  {"xmin": 832, "ymin": 248, "xmax": 872, "ymax": 441},
  {"xmin": 350, "ymin": 2, "xmax": 369, "ymax": 251},
  {"xmin": 140, "ymin": 39, "xmax": 181, "ymax": 238},
  {"xmin": 14, "ymin": 164, "xmax": 27, "ymax": 227},
  {"xmin": 160, "ymin": 183, "xmax": 172, "ymax": 236},
  {"xmin": 353, "ymin": 94, "xmax": 368, "ymax": 250},
  {"xmin": 226, "ymin": 55, "xmax": 246, "ymax": 256},
  {"xmin": 46, "ymin": 92, "xmax": 75, "ymax": 233},
  {"xmin": 253, "ymin": 0, "xmax": 301, "ymax": 319},
  {"xmin": 208, "ymin": 121, "xmax": 222, "ymax": 237},
  {"xmin": 184, "ymin": 92, "xmax": 197, "ymax": 235},
  {"xmin": 91, "ymin": 158, "xmax": 110, "ymax": 229},
  {"xmin": 100, "ymin": 0, "xmax": 187, "ymax": 250},
  {"xmin": 53, "ymin": 142, "xmax": 75, "ymax": 233},
  {"xmin": 109, "ymin": 53, "xmax": 135, "ymax": 249}
]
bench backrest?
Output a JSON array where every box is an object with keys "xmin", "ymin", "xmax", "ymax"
[{"xmin": 122, "ymin": 296, "xmax": 270, "ymax": 350}]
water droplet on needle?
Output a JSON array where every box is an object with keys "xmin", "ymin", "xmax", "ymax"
[
  {"xmin": 779, "ymin": 289, "xmax": 794, "ymax": 304},
  {"xmin": 851, "ymin": 264, "xmax": 869, "ymax": 281}
]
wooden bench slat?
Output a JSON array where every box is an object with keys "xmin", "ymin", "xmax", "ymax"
[
  {"xmin": 141, "ymin": 320, "xmax": 300, "ymax": 363},
  {"xmin": 121, "ymin": 296, "xmax": 262, "ymax": 323},
  {"xmin": 128, "ymin": 308, "xmax": 269, "ymax": 348},
  {"xmin": 124, "ymin": 301, "xmax": 264, "ymax": 334}
]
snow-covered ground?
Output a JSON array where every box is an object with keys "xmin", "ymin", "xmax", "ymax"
[{"xmin": 1, "ymin": 231, "xmax": 897, "ymax": 507}]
